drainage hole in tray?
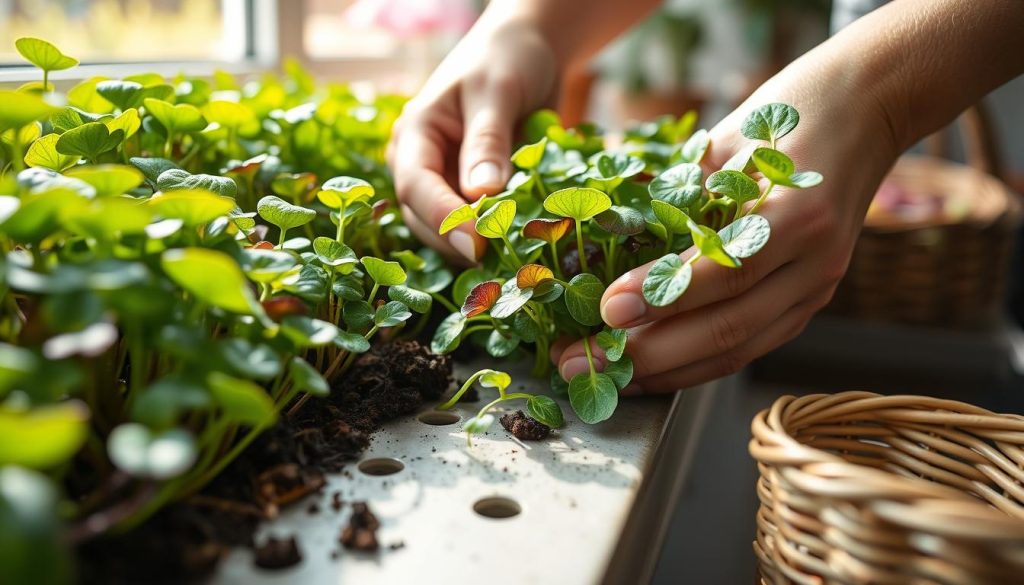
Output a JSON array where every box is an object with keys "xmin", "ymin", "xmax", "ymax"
[
  {"xmin": 417, "ymin": 411, "xmax": 461, "ymax": 426},
  {"xmin": 473, "ymin": 496, "xmax": 521, "ymax": 519},
  {"xmin": 358, "ymin": 457, "xmax": 405, "ymax": 476}
]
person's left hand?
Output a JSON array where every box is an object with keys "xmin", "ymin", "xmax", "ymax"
[{"xmin": 551, "ymin": 65, "xmax": 899, "ymax": 394}]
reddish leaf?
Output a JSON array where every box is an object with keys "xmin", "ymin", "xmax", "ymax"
[
  {"xmin": 248, "ymin": 240, "xmax": 274, "ymax": 250},
  {"xmin": 461, "ymin": 281, "xmax": 501, "ymax": 318},
  {"xmin": 516, "ymin": 264, "xmax": 554, "ymax": 289},
  {"xmin": 522, "ymin": 218, "xmax": 573, "ymax": 244}
]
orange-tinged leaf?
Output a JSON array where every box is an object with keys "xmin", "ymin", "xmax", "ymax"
[
  {"xmin": 522, "ymin": 217, "xmax": 573, "ymax": 243},
  {"xmin": 516, "ymin": 264, "xmax": 554, "ymax": 289},
  {"xmin": 461, "ymin": 281, "xmax": 501, "ymax": 317}
]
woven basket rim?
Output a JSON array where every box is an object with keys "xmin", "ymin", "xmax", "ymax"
[{"xmin": 864, "ymin": 154, "xmax": 1021, "ymax": 232}]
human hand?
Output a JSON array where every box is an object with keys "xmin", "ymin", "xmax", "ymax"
[
  {"xmin": 387, "ymin": 14, "xmax": 558, "ymax": 264},
  {"xmin": 553, "ymin": 61, "xmax": 901, "ymax": 393}
]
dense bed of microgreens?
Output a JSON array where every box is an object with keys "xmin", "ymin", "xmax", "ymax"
[
  {"xmin": 430, "ymin": 103, "xmax": 821, "ymax": 436},
  {"xmin": 0, "ymin": 37, "xmax": 820, "ymax": 581}
]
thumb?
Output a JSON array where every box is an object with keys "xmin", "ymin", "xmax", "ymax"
[{"xmin": 459, "ymin": 79, "xmax": 519, "ymax": 199}]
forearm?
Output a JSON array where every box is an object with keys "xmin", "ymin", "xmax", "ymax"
[
  {"xmin": 480, "ymin": 0, "xmax": 662, "ymax": 69},
  {"xmin": 820, "ymin": 0, "xmax": 1024, "ymax": 152}
]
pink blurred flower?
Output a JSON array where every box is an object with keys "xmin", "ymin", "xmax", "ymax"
[{"xmin": 345, "ymin": 0, "xmax": 479, "ymax": 38}]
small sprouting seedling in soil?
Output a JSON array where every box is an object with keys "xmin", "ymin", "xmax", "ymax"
[{"xmin": 436, "ymin": 369, "xmax": 564, "ymax": 446}]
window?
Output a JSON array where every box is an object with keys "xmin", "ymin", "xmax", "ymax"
[{"xmin": 0, "ymin": 0, "xmax": 249, "ymax": 64}]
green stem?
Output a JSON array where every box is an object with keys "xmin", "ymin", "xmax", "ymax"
[
  {"xmin": 583, "ymin": 336, "xmax": 597, "ymax": 381},
  {"xmin": 42, "ymin": 69, "xmax": 48, "ymax": 91},
  {"xmin": 748, "ymin": 182, "xmax": 776, "ymax": 216},
  {"xmin": 336, "ymin": 203, "xmax": 346, "ymax": 242},
  {"xmin": 277, "ymin": 227, "xmax": 289, "ymax": 248},
  {"xmin": 549, "ymin": 241, "xmax": 564, "ymax": 280},
  {"xmin": 574, "ymin": 219, "xmax": 589, "ymax": 274},
  {"xmin": 368, "ymin": 283, "xmax": 380, "ymax": 304},
  {"xmin": 500, "ymin": 235, "xmax": 523, "ymax": 267},
  {"xmin": 431, "ymin": 292, "xmax": 458, "ymax": 313},
  {"xmin": 438, "ymin": 370, "xmax": 487, "ymax": 410},
  {"xmin": 532, "ymin": 170, "xmax": 548, "ymax": 198}
]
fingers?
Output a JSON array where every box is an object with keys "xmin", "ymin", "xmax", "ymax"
[
  {"xmin": 392, "ymin": 125, "xmax": 484, "ymax": 263},
  {"xmin": 558, "ymin": 261, "xmax": 821, "ymax": 381},
  {"xmin": 600, "ymin": 226, "xmax": 793, "ymax": 329},
  {"xmin": 623, "ymin": 293, "xmax": 827, "ymax": 394},
  {"xmin": 459, "ymin": 75, "xmax": 520, "ymax": 199}
]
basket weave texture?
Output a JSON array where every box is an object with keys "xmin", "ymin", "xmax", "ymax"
[
  {"xmin": 750, "ymin": 391, "xmax": 1024, "ymax": 584},
  {"xmin": 827, "ymin": 156, "xmax": 1020, "ymax": 328}
]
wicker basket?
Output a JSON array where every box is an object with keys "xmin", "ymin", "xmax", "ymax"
[
  {"xmin": 750, "ymin": 391, "xmax": 1024, "ymax": 585},
  {"xmin": 827, "ymin": 108, "xmax": 1021, "ymax": 328}
]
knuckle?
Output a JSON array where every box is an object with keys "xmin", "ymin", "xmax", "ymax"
[{"xmin": 706, "ymin": 310, "xmax": 748, "ymax": 354}]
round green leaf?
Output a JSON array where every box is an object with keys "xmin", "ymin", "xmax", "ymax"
[
  {"xmin": 23, "ymin": 134, "xmax": 79, "ymax": 172},
  {"xmin": 564, "ymin": 273, "xmax": 605, "ymax": 326},
  {"xmin": 66, "ymin": 164, "xmax": 143, "ymax": 197},
  {"xmin": 649, "ymin": 163, "xmax": 702, "ymax": 209},
  {"xmin": 705, "ymin": 170, "xmax": 760, "ymax": 204},
  {"xmin": 478, "ymin": 369, "xmax": 512, "ymax": 393},
  {"xmin": 97, "ymin": 80, "xmax": 174, "ymax": 110},
  {"xmin": 751, "ymin": 147, "xmax": 795, "ymax": 184},
  {"xmin": 543, "ymin": 187, "xmax": 611, "ymax": 221},
  {"xmin": 207, "ymin": 372, "xmax": 277, "ymax": 427},
  {"xmin": 220, "ymin": 339, "xmax": 282, "ymax": 381},
  {"xmin": 143, "ymin": 98, "xmax": 207, "ymax": 134},
  {"xmin": 107, "ymin": 424, "xmax": 196, "ymax": 479},
  {"xmin": 677, "ymin": 128, "xmax": 710, "ymax": 164},
  {"xmin": 240, "ymin": 249, "xmax": 298, "ymax": 283},
  {"xmin": 594, "ymin": 205, "xmax": 646, "ymax": 236},
  {"xmin": 431, "ymin": 312, "xmax": 466, "ymax": 354},
  {"xmin": 511, "ymin": 137, "xmax": 547, "ymax": 170},
  {"xmin": 161, "ymin": 248, "xmax": 257, "ymax": 314},
  {"xmin": 603, "ymin": 355, "xmax": 634, "ymax": 390},
  {"xmin": 642, "ymin": 254, "xmax": 694, "ymax": 307},
  {"xmin": 312, "ymin": 237, "xmax": 358, "ymax": 269},
  {"xmin": 343, "ymin": 300, "xmax": 375, "ymax": 331},
  {"xmin": 149, "ymin": 189, "xmax": 235, "ymax": 226},
  {"xmin": 374, "ymin": 300, "xmax": 413, "ymax": 327},
  {"xmin": 439, "ymin": 203, "xmax": 477, "ymax": 235},
  {"xmin": 130, "ymin": 156, "xmax": 179, "ymax": 184},
  {"xmin": 15, "ymin": 37, "xmax": 78, "ymax": 72},
  {"xmin": 0, "ymin": 402, "xmax": 88, "ymax": 468},
  {"xmin": 289, "ymin": 357, "xmax": 329, "ymax": 397},
  {"xmin": 388, "ymin": 285, "xmax": 432, "ymax": 313},
  {"xmin": 131, "ymin": 377, "xmax": 211, "ymax": 428},
  {"xmin": 526, "ymin": 395, "xmax": 564, "ymax": 428},
  {"xmin": 595, "ymin": 329, "xmax": 628, "ymax": 362},
  {"xmin": 590, "ymin": 152, "xmax": 645, "ymax": 179},
  {"xmin": 104, "ymin": 108, "xmax": 142, "ymax": 139},
  {"xmin": 491, "ymin": 278, "xmax": 533, "ymax": 319},
  {"xmin": 157, "ymin": 168, "xmax": 238, "ymax": 197},
  {"xmin": 741, "ymin": 103, "xmax": 799, "ymax": 144},
  {"xmin": 318, "ymin": 176, "xmax": 375, "ymax": 208},
  {"xmin": 650, "ymin": 200, "xmax": 690, "ymax": 235},
  {"xmin": 718, "ymin": 214, "xmax": 771, "ymax": 259},
  {"xmin": 55, "ymin": 122, "xmax": 124, "ymax": 160},
  {"xmin": 568, "ymin": 373, "xmax": 618, "ymax": 424},
  {"xmin": 688, "ymin": 217, "xmax": 741, "ymax": 268},
  {"xmin": 463, "ymin": 414, "xmax": 495, "ymax": 435},
  {"xmin": 335, "ymin": 331, "xmax": 371, "ymax": 354},
  {"xmin": 281, "ymin": 316, "xmax": 340, "ymax": 347},
  {"xmin": 257, "ymin": 195, "xmax": 316, "ymax": 231},
  {"xmin": 485, "ymin": 329, "xmax": 520, "ymax": 358},
  {"xmin": 361, "ymin": 256, "xmax": 407, "ymax": 286},
  {"xmin": 475, "ymin": 199, "xmax": 516, "ymax": 239}
]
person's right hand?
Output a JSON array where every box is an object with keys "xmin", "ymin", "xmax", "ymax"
[{"xmin": 387, "ymin": 15, "xmax": 559, "ymax": 264}]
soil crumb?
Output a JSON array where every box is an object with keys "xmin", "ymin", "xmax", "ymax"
[
  {"xmin": 76, "ymin": 340, "xmax": 451, "ymax": 584},
  {"xmin": 340, "ymin": 502, "xmax": 380, "ymax": 552},
  {"xmin": 500, "ymin": 411, "xmax": 551, "ymax": 441},
  {"xmin": 253, "ymin": 536, "xmax": 302, "ymax": 570}
]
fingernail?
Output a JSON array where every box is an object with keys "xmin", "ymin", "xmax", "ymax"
[
  {"xmin": 560, "ymin": 356, "xmax": 603, "ymax": 382},
  {"xmin": 468, "ymin": 161, "xmax": 502, "ymax": 189},
  {"xmin": 602, "ymin": 293, "xmax": 647, "ymax": 327},
  {"xmin": 620, "ymin": 383, "xmax": 643, "ymax": 397},
  {"xmin": 448, "ymin": 230, "xmax": 478, "ymax": 262}
]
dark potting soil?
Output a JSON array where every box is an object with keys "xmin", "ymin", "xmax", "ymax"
[
  {"xmin": 75, "ymin": 340, "xmax": 452, "ymax": 584},
  {"xmin": 500, "ymin": 410, "xmax": 551, "ymax": 441},
  {"xmin": 339, "ymin": 501, "xmax": 380, "ymax": 552}
]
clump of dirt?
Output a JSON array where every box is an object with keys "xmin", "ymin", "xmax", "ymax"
[
  {"xmin": 340, "ymin": 502, "xmax": 380, "ymax": 552},
  {"xmin": 253, "ymin": 536, "xmax": 302, "ymax": 569},
  {"xmin": 500, "ymin": 411, "xmax": 551, "ymax": 441},
  {"xmin": 75, "ymin": 340, "xmax": 452, "ymax": 584}
]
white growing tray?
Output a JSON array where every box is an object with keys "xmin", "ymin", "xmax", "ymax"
[{"xmin": 215, "ymin": 357, "xmax": 715, "ymax": 585}]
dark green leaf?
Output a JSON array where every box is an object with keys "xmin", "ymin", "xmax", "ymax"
[
  {"xmin": 568, "ymin": 373, "xmax": 618, "ymax": 424},
  {"xmin": 741, "ymin": 103, "xmax": 799, "ymax": 143},
  {"xmin": 388, "ymin": 285, "xmax": 432, "ymax": 313},
  {"xmin": 705, "ymin": 170, "xmax": 760, "ymax": 204},
  {"xmin": 157, "ymin": 168, "xmax": 238, "ymax": 197},
  {"xmin": 564, "ymin": 273, "xmax": 604, "ymax": 326},
  {"xmin": 603, "ymin": 355, "xmax": 634, "ymax": 390},
  {"xmin": 594, "ymin": 205, "xmax": 646, "ymax": 236},
  {"xmin": 718, "ymin": 214, "xmax": 771, "ymax": 259},
  {"xmin": 281, "ymin": 316, "xmax": 340, "ymax": 347},
  {"xmin": 431, "ymin": 312, "xmax": 466, "ymax": 354},
  {"xmin": 595, "ymin": 329, "xmax": 627, "ymax": 362},
  {"xmin": 374, "ymin": 301, "xmax": 412, "ymax": 327},
  {"xmin": 526, "ymin": 395, "xmax": 564, "ymax": 428},
  {"xmin": 485, "ymin": 329, "xmax": 520, "ymax": 358},
  {"xmin": 642, "ymin": 253, "xmax": 693, "ymax": 307},
  {"xmin": 289, "ymin": 357, "xmax": 329, "ymax": 397},
  {"xmin": 649, "ymin": 163, "xmax": 702, "ymax": 209}
]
